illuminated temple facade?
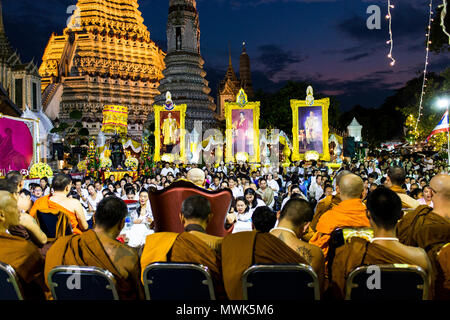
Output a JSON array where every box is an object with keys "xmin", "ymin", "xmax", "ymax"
[
  {"xmin": 151, "ymin": 0, "xmax": 217, "ymax": 131},
  {"xmin": 39, "ymin": 0, "xmax": 166, "ymax": 138}
]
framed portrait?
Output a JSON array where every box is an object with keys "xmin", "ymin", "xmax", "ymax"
[
  {"xmin": 291, "ymin": 94, "xmax": 330, "ymax": 161},
  {"xmin": 153, "ymin": 103, "xmax": 187, "ymax": 163},
  {"xmin": 225, "ymin": 89, "xmax": 260, "ymax": 163},
  {"xmin": 0, "ymin": 113, "xmax": 39, "ymax": 175}
]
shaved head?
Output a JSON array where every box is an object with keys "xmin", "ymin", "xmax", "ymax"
[
  {"xmin": 187, "ymin": 168, "xmax": 206, "ymax": 187},
  {"xmin": 0, "ymin": 191, "xmax": 19, "ymax": 230},
  {"xmin": 279, "ymin": 198, "xmax": 313, "ymax": 227},
  {"xmin": 335, "ymin": 170, "xmax": 352, "ymax": 187},
  {"xmin": 430, "ymin": 174, "xmax": 450, "ymax": 199},
  {"xmin": 339, "ymin": 174, "xmax": 364, "ymax": 200}
]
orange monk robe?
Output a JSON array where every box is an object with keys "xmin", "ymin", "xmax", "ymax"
[
  {"xmin": 309, "ymin": 199, "xmax": 370, "ymax": 259},
  {"xmin": 45, "ymin": 230, "xmax": 142, "ymax": 300},
  {"xmin": 437, "ymin": 244, "xmax": 450, "ymax": 300},
  {"xmin": 0, "ymin": 232, "xmax": 47, "ymax": 299},
  {"xmin": 390, "ymin": 185, "xmax": 420, "ymax": 209},
  {"xmin": 30, "ymin": 195, "xmax": 82, "ymax": 235},
  {"xmin": 330, "ymin": 237, "xmax": 431, "ymax": 300},
  {"xmin": 397, "ymin": 205, "xmax": 450, "ymax": 247},
  {"xmin": 303, "ymin": 195, "xmax": 341, "ymax": 242},
  {"xmin": 221, "ymin": 231, "xmax": 308, "ymax": 300},
  {"xmin": 140, "ymin": 231, "xmax": 225, "ymax": 299}
]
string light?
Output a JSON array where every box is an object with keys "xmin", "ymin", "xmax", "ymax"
[
  {"xmin": 440, "ymin": 0, "xmax": 450, "ymax": 44},
  {"xmin": 414, "ymin": 0, "xmax": 434, "ymax": 136},
  {"xmin": 386, "ymin": 1, "xmax": 396, "ymax": 66}
]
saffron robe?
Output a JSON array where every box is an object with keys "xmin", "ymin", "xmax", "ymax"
[
  {"xmin": 221, "ymin": 231, "xmax": 308, "ymax": 300},
  {"xmin": 0, "ymin": 232, "xmax": 47, "ymax": 299},
  {"xmin": 30, "ymin": 195, "xmax": 82, "ymax": 235},
  {"xmin": 330, "ymin": 237, "xmax": 430, "ymax": 300},
  {"xmin": 44, "ymin": 230, "xmax": 141, "ymax": 300},
  {"xmin": 140, "ymin": 231, "xmax": 225, "ymax": 299},
  {"xmin": 309, "ymin": 199, "xmax": 370, "ymax": 259},
  {"xmin": 303, "ymin": 194, "xmax": 341, "ymax": 242}
]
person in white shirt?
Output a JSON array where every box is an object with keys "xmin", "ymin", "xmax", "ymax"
[
  {"xmin": 229, "ymin": 177, "xmax": 243, "ymax": 199},
  {"xmin": 244, "ymin": 188, "xmax": 266, "ymax": 215},
  {"xmin": 267, "ymin": 173, "xmax": 280, "ymax": 197},
  {"xmin": 74, "ymin": 179, "xmax": 89, "ymax": 210},
  {"xmin": 161, "ymin": 163, "xmax": 175, "ymax": 177},
  {"xmin": 86, "ymin": 184, "xmax": 103, "ymax": 222},
  {"xmin": 126, "ymin": 189, "xmax": 154, "ymax": 248},
  {"xmin": 308, "ymin": 175, "xmax": 324, "ymax": 202},
  {"xmin": 229, "ymin": 197, "xmax": 253, "ymax": 233}
]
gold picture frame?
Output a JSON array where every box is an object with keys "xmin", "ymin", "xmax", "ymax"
[
  {"xmin": 291, "ymin": 86, "xmax": 330, "ymax": 161},
  {"xmin": 153, "ymin": 99, "xmax": 187, "ymax": 163},
  {"xmin": 225, "ymin": 89, "xmax": 260, "ymax": 163}
]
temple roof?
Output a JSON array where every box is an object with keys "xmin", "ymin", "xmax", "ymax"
[{"xmin": 0, "ymin": 0, "xmax": 19, "ymax": 63}]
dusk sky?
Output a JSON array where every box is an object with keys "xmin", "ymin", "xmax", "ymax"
[{"xmin": 2, "ymin": 0, "xmax": 449, "ymax": 111}]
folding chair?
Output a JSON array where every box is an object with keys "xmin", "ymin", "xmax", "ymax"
[
  {"xmin": 345, "ymin": 264, "xmax": 429, "ymax": 300},
  {"xmin": 242, "ymin": 264, "xmax": 320, "ymax": 300},
  {"xmin": 47, "ymin": 266, "xmax": 119, "ymax": 300},
  {"xmin": 0, "ymin": 262, "xmax": 24, "ymax": 300},
  {"xmin": 36, "ymin": 210, "xmax": 72, "ymax": 241},
  {"xmin": 143, "ymin": 263, "xmax": 215, "ymax": 300}
]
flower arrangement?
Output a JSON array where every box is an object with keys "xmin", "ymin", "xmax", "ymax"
[
  {"xmin": 140, "ymin": 137, "xmax": 154, "ymax": 175},
  {"xmin": 77, "ymin": 160, "xmax": 87, "ymax": 172},
  {"xmin": 100, "ymin": 157, "xmax": 112, "ymax": 168},
  {"xmin": 125, "ymin": 157, "xmax": 139, "ymax": 171},
  {"xmin": 29, "ymin": 162, "xmax": 53, "ymax": 179}
]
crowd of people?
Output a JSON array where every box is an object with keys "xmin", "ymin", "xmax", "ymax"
[{"xmin": 0, "ymin": 150, "xmax": 449, "ymax": 300}]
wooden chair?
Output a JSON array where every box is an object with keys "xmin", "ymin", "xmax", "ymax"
[
  {"xmin": 143, "ymin": 263, "xmax": 215, "ymax": 300},
  {"xmin": 242, "ymin": 264, "xmax": 320, "ymax": 300},
  {"xmin": 47, "ymin": 266, "xmax": 119, "ymax": 300},
  {"xmin": 148, "ymin": 180, "xmax": 233, "ymax": 237}
]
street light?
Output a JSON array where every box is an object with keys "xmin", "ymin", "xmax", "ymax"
[{"xmin": 437, "ymin": 97, "xmax": 450, "ymax": 169}]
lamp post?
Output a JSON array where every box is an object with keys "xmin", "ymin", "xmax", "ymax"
[{"xmin": 437, "ymin": 98, "xmax": 450, "ymax": 169}]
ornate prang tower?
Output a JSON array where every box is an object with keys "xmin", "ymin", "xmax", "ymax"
[
  {"xmin": 239, "ymin": 42, "xmax": 254, "ymax": 98},
  {"xmin": 39, "ymin": 0, "xmax": 166, "ymax": 139},
  {"xmin": 152, "ymin": 0, "xmax": 217, "ymax": 131}
]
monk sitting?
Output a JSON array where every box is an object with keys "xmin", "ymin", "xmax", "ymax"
[
  {"xmin": 303, "ymin": 170, "xmax": 351, "ymax": 241},
  {"xmin": 309, "ymin": 174, "xmax": 370, "ymax": 261},
  {"xmin": 140, "ymin": 195, "xmax": 225, "ymax": 299},
  {"xmin": 45, "ymin": 197, "xmax": 143, "ymax": 300},
  {"xmin": 221, "ymin": 200, "xmax": 315, "ymax": 300},
  {"xmin": 397, "ymin": 174, "xmax": 450, "ymax": 299},
  {"xmin": 271, "ymin": 198, "xmax": 325, "ymax": 290},
  {"xmin": 386, "ymin": 166, "xmax": 420, "ymax": 209},
  {"xmin": 0, "ymin": 191, "xmax": 47, "ymax": 300},
  {"xmin": 330, "ymin": 187, "xmax": 432, "ymax": 299},
  {"xmin": 30, "ymin": 174, "xmax": 88, "ymax": 236}
]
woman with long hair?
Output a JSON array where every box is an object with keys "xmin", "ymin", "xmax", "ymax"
[
  {"xmin": 231, "ymin": 196, "xmax": 253, "ymax": 234},
  {"xmin": 244, "ymin": 188, "xmax": 265, "ymax": 215}
]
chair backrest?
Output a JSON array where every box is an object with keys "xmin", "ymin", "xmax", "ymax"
[
  {"xmin": 149, "ymin": 180, "xmax": 233, "ymax": 237},
  {"xmin": 242, "ymin": 264, "xmax": 320, "ymax": 300},
  {"xmin": 143, "ymin": 263, "xmax": 215, "ymax": 300},
  {"xmin": 345, "ymin": 264, "xmax": 429, "ymax": 300},
  {"xmin": 47, "ymin": 266, "xmax": 119, "ymax": 300},
  {"xmin": 0, "ymin": 262, "xmax": 24, "ymax": 300},
  {"xmin": 36, "ymin": 210, "xmax": 72, "ymax": 240},
  {"xmin": 328, "ymin": 227, "xmax": 374, "ymax": 277}
]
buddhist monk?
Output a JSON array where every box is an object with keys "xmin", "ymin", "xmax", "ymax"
[
  {"xmin": 303, "ymin": 170, "xmax": 351, "ymax": 241},
  {"xmin": 436, "ymin": 244, "xmax": 450, "ymax": 300},
  {"xmin": 0, "ymin": 191, "xmax": 47, "ymax": 300},
  {"xmin": 271, "ymin": 198, "xmax": 325, "ymax": 291},
  {"xmin": 187, "ymin": 168, "xmax": 206, "ymax": 187},
  {"xmin": 30, "ymin": 174, "xmax": 88, "ymax": 236},
  {"xmin": 140, "ymin": 195, "xmax": 225, "ymax": 299},
  {"xmin": 331, "ymin": 187, "xmax": 432, "ymax": 299},
  {"xmin": 221, "ymin": 201, "xmax": 313, "ymax": 300},
  {"xmin": 397, "ymin": 174, "xmax": 450, "ymax": 299},
  {"xmin": 45, "ymin": 197, "xmax": 143, "ymax": 300},
  {"xmin": 386, "ymin": 166, "xmax": 420, "ymax": 209},
  {"xmin": 309, "ymin": 174, "xmax": 370, "ymax": 260}
]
